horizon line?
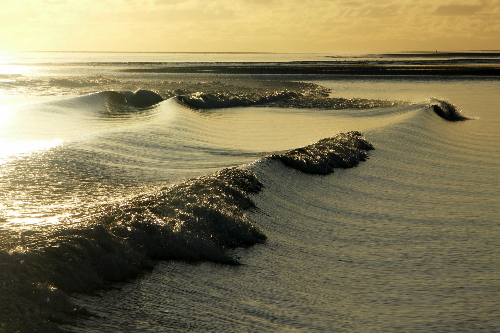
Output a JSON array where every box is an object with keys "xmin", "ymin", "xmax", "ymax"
[{"xmin": 2, "ymin": 50, "xmax": 500, "ymax": 54}]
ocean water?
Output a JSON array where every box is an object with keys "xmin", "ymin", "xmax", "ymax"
[{"xmin": 0, "ymin": 52, "xmax": 499, "ymax": 332}]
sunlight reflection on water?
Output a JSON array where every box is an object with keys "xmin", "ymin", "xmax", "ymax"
[
  {"xmin": 0, "ymin": 96, "xmax": 64, "ymax": 161},
  {"xmin": 0, "ymin": 64, "xmax": 35, "ymax": 76},
  {"xmin": 0, "ymin": 139, "xmax": 64, "ymax": 162}
]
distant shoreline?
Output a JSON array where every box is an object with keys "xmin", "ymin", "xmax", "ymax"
[
  {"xmin": 122, "ymin": 64, "xmax": 500, "ymax": 77},
  {"xmin": 4, "ymin": 50, "xmax": 500, "ymax": 55}
]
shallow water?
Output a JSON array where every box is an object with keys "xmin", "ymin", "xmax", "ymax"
[{"xmin": 0, "ymin": 53, "xmax": 499, "ymax": 332}]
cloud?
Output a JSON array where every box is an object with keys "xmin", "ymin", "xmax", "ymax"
[
  {"xmin": 433, "ymin": 3, "xmax": 486, "ymax": 16},
  {"xmin": 0, "ymin": 0, "xmax": 499, "ymax": 52}
]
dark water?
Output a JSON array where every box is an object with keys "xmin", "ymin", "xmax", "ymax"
[{"xmin": 0, "ymin": 52, "xmax": 499, "ymax": 332}]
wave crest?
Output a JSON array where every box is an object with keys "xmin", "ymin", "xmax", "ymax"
[
  {"xmin": 102, "ymin": 89, "xmax": 164, "ymax": 109},
  {"xmin": 270, "ymin": 131, "xmax": 374, "ymax": 175},
  {"xmin": 429, "ymin": 99, "xmax": 470, "ymax": 121},
  {"xmin": 175, "ymin": 91, "xmax": 300, "ymax": 109},
  {"xmin": 174, "ymin": 90, "xmax": 411, "ymax": 110}
]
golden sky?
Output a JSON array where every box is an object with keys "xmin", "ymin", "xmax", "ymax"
[{"xmin": 1, "ymin": 0, "xmax": 499, "ymax": 53}]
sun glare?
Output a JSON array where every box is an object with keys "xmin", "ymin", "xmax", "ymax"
[
  {"xmin": 0, "ymin": 64, "xmax": 32, "ymax": 76},
  {"xmin": 0, "ymin": 138, "xmax": 64, "ymax": 163},
  {"xmin": 0, "ymin": 103, "xmax": 63, "ymax": 163},
  {"xmin": 0, "ymin": 103, "xmax": 12, "ymax": 124}
]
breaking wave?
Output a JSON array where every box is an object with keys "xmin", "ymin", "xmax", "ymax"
[
  {"xmin": 64, "ymin": 89, "xmax": 164, "ymax": 115},
  {"xmin": 269, "ymin": 131, "xmax": 374, "ymax": 175},
  {"xmin": 0, "ymin": 132, "xmax": 374, "ymax": 332},
  {"xmin": 174, "ymin": 91, "xmax": 412, "ymax": 110},
  {"xmin": 429, "ymin": 98, "xmax": 471, "ymax": 121},
  {"xmin": 101, "ymin": 90, "xmax": 164, "ymax": 109},
  {"xmin": 175, "ymin": 91, "xmax": 299, "ymax": 109}
]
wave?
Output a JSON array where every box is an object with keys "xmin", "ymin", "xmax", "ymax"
[
  {"xmin": 35, "ymin": 89, "xmax": 166, "ymax": 122},
  {"xmin": 174, "ymin": 91, "xmax": 468, "ymax": 126},
  {"xmin": 429, "ymin": 98, "xmax": 470, "ymax": 121},
  {"xmin": 0, "ymin": 131, "xmax": 375, "ymax": 332},
  {"xmin": 174, "ymin": 91, "xmax": 412, "ymax": 110},
  {"xmin": 71, "ymin": 89, "xmax": 164, "ymax": 112},
  {"xmin": 74, "ymin": 90, "xmax": 466, "ymax": 126},
  {"xmin": 0, "ymin": 167, "xmax": 265, "ymax": 332},
  {"xmin": 269, "ymin": 131, "xmax": 374, "ymax": 175},
  {"xmin": 175, "ymin": 91, "xmax": 299, "ymax": 109},
  {"xmin": 47, "ymin": 88, "xmax": 467, "ymax": 124},
  {"xmin": 1, "ymin": 74, "xmax": 420, "ymax": 113},
  {"xmin": 101, "ymin": 90, "xmax": 164, "ymax": 109},
  {"xmin": 1, "ymin": 74, "xmax": 333, "ymax": 101}
]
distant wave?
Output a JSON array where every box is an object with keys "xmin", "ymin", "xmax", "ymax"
[
  {"xmin": 0, "ymin": 74, "xmax": 412, "ymax": 111},
  {"xmin": 76, "ymin": 90, "xmax": 164, "ymax": 113},
  {"xmin": 46, "ymin": 89, "xmax": 166, "ymax": 119},
  {"xmin": 429, "ymin": 99, "xmax": 470, "ymax": 121},
  {"xmin": 163, "ymin": 91, "xmax": 470, "ymax": 123},
  {"xmin": 102, "ymin": 89, "xmax": 164, "ymax": 108},
  {"xmin": 175, "ymin": 91, "xmax": 300, "ymax": 109},
  {"xmin": 44, "ymin": 89, "xmax": 164, "ymax": 110},
  {"xmin": 174, "ymin": 91, "xmax": 411, "ymax": 110}
]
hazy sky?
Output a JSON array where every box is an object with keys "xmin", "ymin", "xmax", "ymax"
[{"xmin": 1, "ymin": 0, "xmax": 499, "ymax": 53}]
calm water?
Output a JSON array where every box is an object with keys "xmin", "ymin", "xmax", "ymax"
[{"xmin": 0, "ymin": 52, "xmax": 499, "ymax": 332}]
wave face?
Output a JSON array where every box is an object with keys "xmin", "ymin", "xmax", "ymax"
[
  {"xmin": 102, "ymin": 89, "xmax": 164, "ymax": 109},
  {"xmin": 0, "ymin": 132, "xmax": 376, "ymax": 332}
]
